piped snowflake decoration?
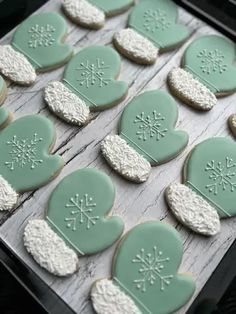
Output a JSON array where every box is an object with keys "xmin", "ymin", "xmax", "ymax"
[
  {"xmin": 65, "ymin": 194, "xmax": 99, "ymax": 231},
  {"xmin": 28, "ymin": 24, "xmax": 56, "ymax": 49},
  {"xmin": 143, "ymin": 9, "xmax": 171, "ymax": 33},
  {"xmin": 5, "ymin": 134, "xmax": 43, "ymax": 171},
  {"xmin": 205, "ymin": 157, "xmax": 236, "ymax": 195},
  {"xmin": 132, "ymin": 246, "xmax": 173, "ymax": 292},
  {"xmin": 76, "ymin": 59, "xmax": 111, "ymax": 88},
  {"xmin": 197, "ymin": 49, "xmax": 227, "ymax": 75},
  {"xmin": 134, "ymin": 110, "xmax": 168, "ymax": 141}
]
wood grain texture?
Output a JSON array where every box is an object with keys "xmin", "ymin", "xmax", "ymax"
[{"xmin": 0, "ymin": 0, "xmax": 236, "ymax": 313}]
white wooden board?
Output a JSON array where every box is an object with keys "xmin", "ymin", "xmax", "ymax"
[{"xmin": 0, "ymin": 0, "xmax": 236, "ymax": 313}]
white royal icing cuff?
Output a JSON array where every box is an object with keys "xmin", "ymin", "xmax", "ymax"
[
  {"xmin": 0, "ymin": 175, "xmax": 18, "ymax": 211},
  {"xmin": 168, "ymin": 68, "xmax": 217, "ymax": 111},
  {"xmin": 63, "ymin": 0, "xmax": 105, "ymax": 29},
  {"xmin": 113, "ymin": 28, "xmax": 158, "ymax": 65},
  {"xmin": 44, "ymin": 81, "xmax": 90, "ymax": 126},
  {"xmin": 91, "ymin": 279, "xmax": 141, "ymax": 314},
  {"xmin": 0, "ymin": 45, "xmax": 36, "ymax": 86},
  {"xmin": 165, "ymin": 183, "xmax": 220, "ymax": 236},
  {"xmin": 101, "ymin": 135, "xmax": 151, "ymax": 182},
  {"xmin": 24, "ymin": 219, "xmax": 79, "ymax": 276}
]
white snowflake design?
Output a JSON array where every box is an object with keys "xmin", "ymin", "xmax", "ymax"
[
  {"xmin": 143, "ymin": 9, "xmax": 171, "ymax": 33},
  {"xmin": 132, "ymin": 246, "xmax": 173, "ymax": 292},
  {"xmin": 205, "ymin": 157, "xmax": 236, "ymax": 195},
  {"xmin": 197, "ymin": 49, "xmax": 227, "ymax": 75},
  {"xmin": 65, "ymin": 194, "xmax": 99, "ymax": 231},
  {"xmin": 134, "ymin": 110, "xmax": 168, "ymax": 141},
  {"xmin": 28, "ymin": 24, "xmax": 56, "ymax": 49},
  {"xmin": 76, "ymin": 59, "xmax": 111, "ymax": 88},
  {"xmin": 5, "ymin": 134, "xmax": 43, "ymax": 171}
]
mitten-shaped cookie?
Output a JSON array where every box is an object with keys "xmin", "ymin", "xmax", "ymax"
[
  {"xmin": 24, "ymin": 168, "xmax": 124, "ymax": 276},
  {"xmin": 168, "ymin": 35, "xmax": 236, "ymax": 111},
  {"xmin": 44, "ymin": 45, "xmax": 128, "ymax": 125},
  {"xmin": 0, "ymin": 108, "xmax": 64, "ymax": 211},
  {"xmin": 0, "ymin": 76, "xmax": 7, "ymax": 106},
  {"xmin": 101, "ymin": 90, "xmax": 188, "ymax": 182},
  {"xmin": 165, "ymin": 137, "xmax": 236, "ymax": 236},
  {"xmin": 0, "ymin": 12, "xmax": 73, "ymax": 86},
  {"xmin": 113, "ymin": 0, "xmax": 189, "ymax": 65},
  {"xmin": 63, "ymin": 0, "xmax": 134, "ymax": 29},
  {"xmin": 91, "ymin": 221, "xmax": 196, "ymax": 314}
]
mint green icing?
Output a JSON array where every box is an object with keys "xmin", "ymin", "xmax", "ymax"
[
  {"xmin": 119, "ymin": 90, "xmax": 188, "ymax": 165},
  {"xmin": 88, "ymin": 0, "xmax": 133, "ymax": 14},
  {"xmin": 63, "ymin": 46, "xmax": 128, "ymax": 110},
  {"xmin": 0, "ymin": 108, "xmax": 10, "ymax": 129},
  {"xmin": 183, "ymin": 35, "xmax": 236, "ymax": 94},
  {"xmin": 12, "ymin": 12, "xmax": 73, "ymax": 71},
  {"xmin": 0, "ymin": 76, "xmax": 4, "ymax": 94},
  {"xmin": 46, "ymin": 168, "xmax": 124, "ymax": 255},
  {"xmin": 128, "ymin": 0, "xmax": 189, "ymax": 49},
  {"xmin": 0, "ymin": 114, "xmax": 64, "ymax": 192},
  {"xmin": 185, "ymin": 137, "xmax": 236, "ymax": 218},
  {"xmin": 113, "ymin": 221, "xmax": 195, "ymax": 314}
]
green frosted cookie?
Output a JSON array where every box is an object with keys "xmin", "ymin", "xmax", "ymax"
[
  {"xmin": 165, "ymin": 137, "xmax": 236, "ymax": 236},
  {"xmin": 0, "ymin": 12, "xmax": 73, "ymax": 86},
  {"xmin": 24, "ymin": 168, "xmax": 124, "ymax": 276},
  {"xmin": 44, "ymin": 45, "xmax": 128, "ymax": 125},
  {"xmin": 91, "ymin": 221, "xmax": 196, "ymax": 314},
  {"xmin": 0, "ymin": 108, "xmax": 64, "ymax": 211},
  {"xmin": 0, "ymin": 76, "xmax": 7, "ymax": 106},
  {"xmin": 113, "ymin": 0, "xmax": 189, "ymax": 64},
  {"xmin": 168, "ymin": 35, "xmax": 236, "ymax": 110},
  {"xmin": 63, "ymin": 0, "xmax": 134, "ymax": 29},
  {"xmin": 101, "ymin": 90, "xmax": 188, "ymax": 182}
]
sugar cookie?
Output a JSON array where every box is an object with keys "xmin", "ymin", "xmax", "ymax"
[
  {"xmin": 62, "ymin": 0, "xmax": 134, "ymax": 29},
  {"xmin": 44, "ymin": 45, "xmax": 128, "ymax": 125},
  {"xmin": 0, "ymin": 12, "xmax": 73, "ymax": 86},
  {"xmin": 0, "ymin": 108, "xmax": 64, "ymax": 211},
  {"xmin": 24, "ymin": 168, "xmax": 124, "ymax": 276},
  {"xmin": 91, "ymin": 221, "xmax": 196, "ymax": 314},
  {"xmin": 168, "ymin": 35, "xmax": 236, "ymax": 111},
  {"xmin": 165, "ymin": 137, "xmax": 236, "ymax": 236},
  {"xmin": 228, "ymin": 114, "xmax": 236, "ymax": 138},
  {"xmin": 0, "ymin": 76, "xmax": 7, "ymax": 106},
  {"xmin": 113, "ymin": 0, "xmax": 189, "ymax": 65},
  {"xmin": 101, "ymin": 90, "xmax": 188, "ymax": 182}
]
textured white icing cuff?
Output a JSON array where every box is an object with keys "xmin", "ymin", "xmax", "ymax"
[
  {"xmin": 0, "ymin": 175, "xmax": 18, "ymax": 211},
  {"xmin": 101, "ymin": 135, "xmax": 151, "ymax": 182},
  {"xmin": 113, "ymin": 28, "xmax": 158, "ymax": 65},
  {"xmin": 166, "ymin": 183, "xmax": 220, "ymax": 236},
  {"xmin": 91, "ymin": 279, "xmax": 141, "ymax": 314},
  {"xmin": 168, "ymin": 68, "xmax": 217, "ymax": 111},
  {"xmin": 24, "ymin": 220, "xmax": 79, "ymax": 276},
  {"xmin": 0, "ymin": 45, "xmax": 36, "ymax": 86},
  {"xmin": 44, "ymin": 81, "xmax": 90, "ymax": 125},
  {"xmin": 63, "ymin": 0, "xmax": 105, "ymax": 29},
  {"xmin": 228, "ymin": 114, "xmax": 236, "ymax": 138}
]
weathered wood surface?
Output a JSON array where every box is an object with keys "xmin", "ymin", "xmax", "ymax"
[{"xmin": 0, "ymin": 1, "xmax": 236, "ymax": 313}]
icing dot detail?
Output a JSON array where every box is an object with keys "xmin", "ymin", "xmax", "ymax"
[
  {"xmin": 197, "ymin": 49, "xmax": 227, "ymax": 75},
  {"xmin": 205, "ymin": 157, "xmax": 236, "ymax": 195},
  {"xmin": 134, "ymin": 110, "xmax": 168, "ymax": 141},
  {"xmin": 5, "ymin": 133, "xmax": 43, "ymax": 171},
  {"xmin": 143, "ymin": 9, "xmax": 171, "ymax": 32},
  {"xmin": 65, "ymin": 193, "xmax": 99, "ymax": 230},
  {"xmin": 76, "ymin": 59, "xmax": 111, "ymax": 88},
  {"xmin": 132, "ymin": 246, "xmax": 173, "ymax": 292},
  {"xmin": 28, "ymin": 24, "xmax": 56, "ymax": 49}
]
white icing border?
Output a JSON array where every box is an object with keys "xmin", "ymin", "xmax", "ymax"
[
  {"xmin": 44, "ymin": 81, "xmax": 90, "ymax": 125},
  {"xmin": 91, "ymin": 279, "xmax": 141, "ymax": 314},
  {"xmin": 113, "ymin": 28, "xmax": 158, "ymax": 65},
  {"xmin": 24, "ymin": 219, "xmax": 79, "ymax": 276},
  {"xmin": 0, "ymin": 175, "xmax": 18, "ymax": 211},
  {"xmin": 63, "ymin": 0, "xmax": 105, "ymax": 29},
  {"xmin": 168, "ymin": 68, "xmax": 217, "ymax": 111},
  {"xmin": 166, "ymin": 183, "xmax": 220, "ymax": 236},
  {"xmin": 101, "ymin": 135, "xmax": 151, "ymax": 182},
  {"xmin": 228, "ymin": 114, "xmax": 236, "ymax": 138},
  {"xmin": 0, "ymin": 45, "xmax": 36, "ymax": 86}
]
